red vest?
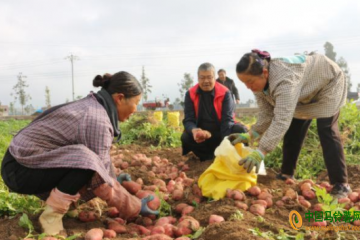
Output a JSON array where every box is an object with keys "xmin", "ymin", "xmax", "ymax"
[{"xmin": 189, "ymin": 82, "xmax": 229, "ymax": 121}]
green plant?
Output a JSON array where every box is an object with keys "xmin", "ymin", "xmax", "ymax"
[
  {"xmin": 19, "ymin": 213, "xmax": 34, "ymax": 239},
  {"xmin": 0, "ymin": 120, "xmax": 43, "ymax": 217},
  {"xmin": 119, "ymin": 114, "xmax": 182, "ymax": 148},
  {"xmin": 249, "ymin": 228, "xmax": 304, "ymax": 240},
  {"xmin": 185, "ymin": 226, "xmax": 206, "ymax": 239},
  {"xmin": 313, "ymin": 185, "xmax": 346, "ymax": 215},
  {"xmin": 155, "ymin": 189, "xmax": 172, "ymax": 218},
  {"xmin": 229, "ymin": 210, "xmax": 244, "ymax": 221}
]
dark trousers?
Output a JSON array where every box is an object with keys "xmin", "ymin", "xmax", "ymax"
[
  {"xmin": 181, "ymin": 123, "xmax": 247, "ymax": 161},
  {"xmin": 281, "ymin": 112, "xmax": 347, "ymax": 184},
  {"xmin": 1, "ymin": 150, "xmax": 94, "ymax": 195}
]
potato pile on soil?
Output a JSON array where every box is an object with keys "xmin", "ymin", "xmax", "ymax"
[{"xmin": 1, "ymin": 144, "xmax": 360, "ymax": 240}]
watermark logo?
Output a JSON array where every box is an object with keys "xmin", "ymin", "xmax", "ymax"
[{"xmin": 289, "ymin": 210, "xmax": 303, "ymax": 230}]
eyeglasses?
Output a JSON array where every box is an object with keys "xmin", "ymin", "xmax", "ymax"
[{"xmin": 199, "ymin": 75, "xmax": 214, "ymax": 81}]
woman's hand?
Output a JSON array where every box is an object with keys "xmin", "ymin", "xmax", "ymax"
[
  {"xmin": 140, "ymin": 195, "xmax": 159, "ymax": 215},
  {"xmin": 117, "ymin": 173, "xmax": 132, "ymax": 184},
  {"xmin": 238, "ymin": 149, "xmax": 265, "ymax": 173}
]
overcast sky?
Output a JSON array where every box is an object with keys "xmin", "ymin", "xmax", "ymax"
[{"xmin": 1, "ymin": 0, "xmax": 359, "ymax": 109}]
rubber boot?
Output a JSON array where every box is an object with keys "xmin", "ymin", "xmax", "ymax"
[{"xmin": 39, "ymin": 188, "xmax": 80, "ymax": 235}]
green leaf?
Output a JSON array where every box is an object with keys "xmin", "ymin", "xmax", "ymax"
[{"xmin": 18, "ymin": 213, "xmax": 34, "ymax": 232}]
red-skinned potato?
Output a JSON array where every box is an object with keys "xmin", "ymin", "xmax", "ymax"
[
  {"xmin": 302, "ymin": 190, "xmax": 316, "ymax": 200},
  {"xmin": 172, "ymin": 189, "xmax": 184, "ymax": 200},
  {"xmin": 231, "ymin": 190, "xmax": 245, "ymax": 201},
  {"xmin": 354, "ymin": 220, "xmax": 360, "ymax": 226},
  {"xmin": 103, "ymin": 229, "xmax": 117, "ymax": 238},
  {"xmin": 136, "ymin": 178, "xmax": 144, "ymax": 185},
  {"xmin": 264, "ymin": 197, "xmax": 273, "ymax": 208},
  {"xmin": 209, "ymin": 215, "xmax": 225, "ymax": 224},
  {"xmin": 320, "ymin": 181, "xmax": 332, "ymax": 193},
  {"xmin": 251, "ymin": 200, "xmax": 267, "ymax": 208},
  {"xmin": 175, "ymin": 203, "xmax": 190, "ymax": 214},
  {"xmin": 249, "ymin": 204, "xmax": 266, "ymax": 216},
  {"xmin": 299, "ymin": 199, "xmax": 311, "ymax": 208},
  {"xmin": 108, "ymin": 222, "xmax": 127, "ymax": 233},
  {"xmin": 300, "ymin": 182, "xmax": 312, "ymax": 192},
  {"xmin": 312, "ymin": 220, "xmax": 327, "ymax": 226},
  {"xmin": 348, "ymin": 192, "xmax": 359, "ymax": 203},
  {"xmin": 120, "ymin": 162, "xmax": 129, "ymax": 170},
  {"xmin": 175, "ymin": 216, "xmax": 200, "ymax": 237},
  {"xmin": 79, "ymin": 210, "xmax": 97, "ymax": 222},
  {"xmin": 113, "ymin": 217, "xmax": 125, "ymax": 224},
  {"xmin": 155, "ymin": 216, "xmax": 177, "ymax": 226},
  {"xmin": 151, "ymin": 226, "xmax": 165, "ymax": 235},
  {"xmin": 258, "ymin": 191, "xmax": 272, "ymax": 200},
  {"xmin": 284, "ymin": 188, "xmax": 297, "ymax": 200},
  {"xmin": 163, "ymin": 224, "xmax": 176, "ymax": 237},
  {"xmin": 285, "ymin": 178, "xmax": 296, "ymax": 185},
  {"xmin": 275, "ymin": 200, "xmax": 285, "ymax": 207},
  {"xmin": 84, "ymin": 228, "xmax": 104, "ymax": 240},
  {"xmin": 226, "ymin": 189, "xmax": 233, "ymax": 198},
  {"xmin": 313, "ymin": 203, "xmax": 323, "ymax": 212},
  {"xmin": 247, "ymin": 186, "xmax": 261, "ymax": 196},
  {"xmin": 192, "ymin": 184, "xmax": 203, "ymax": 197},
  {"xmin": 107, "ymin": 207, "xmax": 119, "ymax": 218},
  {"xmin": 338, "ymin": 197, "xmax": 351, "ymax": 204},
  {"xmin": 122, "ymin": 181, "xmax": 142, "ymax": 194},
  {"xmin": 182, "ymin": 206, "xmax": 195, "ymax": 216},
  {"xmin": 234, "ymin": 201, "xmax": 248, "ymax": 210}
]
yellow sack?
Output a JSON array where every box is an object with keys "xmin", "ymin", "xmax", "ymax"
[
  {"xmin": 198, "ymin": 138, "xmax": 257, "ymax": 200},
  {"xmin": 153, "ymin": 111, "xmax": 163, "ymax": 122},
  {"xmin": 167, "ymin": 112, "xmax": 180, "ymax": 127}
]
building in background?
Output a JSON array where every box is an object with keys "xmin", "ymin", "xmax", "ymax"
[{"xmin": 0, "ymin": 105, "xmax": 9, "ymax": 116}]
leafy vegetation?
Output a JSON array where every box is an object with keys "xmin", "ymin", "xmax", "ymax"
[
  {"xmin": 0, "ymin": 120, "xmax": 43, "ymax": 216},
  {"xmin": 119, "ymin": 113, "xmax": 182, "ymax": 148}
]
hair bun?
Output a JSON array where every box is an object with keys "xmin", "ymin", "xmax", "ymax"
[
  {"xmin": 93, "ymin": 75, "xmax": 104, "ymax": 87},
  {"xmin": 251, "ymin": 49, "xmax": 271, "ymax": 60}
]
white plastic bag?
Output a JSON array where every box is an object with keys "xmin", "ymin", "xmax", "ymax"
[{"xmin": 215, "ymin": 137, "xmax": 267, "ymax": 175}]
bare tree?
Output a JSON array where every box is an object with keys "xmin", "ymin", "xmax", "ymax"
[
  {"xmin": 9, "ymin": 102, "xmax": 15, "ymax": 115},
  {"xmin": 140, "ymin": 66, "xmax": 152, "ymax": 102},
  {"xmin": 178, "ymin": 73, "xmax": 194, "ymax": 107},
  {"xmin": 12, "ymin": 73, "xmax": 31, "ymax": 115}
]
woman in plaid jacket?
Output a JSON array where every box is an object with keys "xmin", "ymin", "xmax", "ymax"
[
  {"xmin": 1, "ymin": 71, "xmax": 157, "ymax": 235},
  {"xmin": 229, "ymin": 49, "xmax": 350, "ymax": 198}
]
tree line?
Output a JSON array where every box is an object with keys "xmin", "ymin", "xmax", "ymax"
[{"xmin": 4, "ymin": 41, "xmax": 353, "ymax": 115}]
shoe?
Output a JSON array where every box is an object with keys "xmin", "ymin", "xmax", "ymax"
[
  {"xmin": 330, "ymin": 183, "xmax": 351, "ymax": 199},
  {"xmin": 39, "ymin": 205, "xmax": 65, "ymax": 235},
  {"xmin": 276, "ymin": 173, "xmax": 294, "ymax": 181}
]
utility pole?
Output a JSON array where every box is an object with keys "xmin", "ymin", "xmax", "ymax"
[{"xmin": 65, "ymin": 54, "xmax": 79, "ymax": 101}]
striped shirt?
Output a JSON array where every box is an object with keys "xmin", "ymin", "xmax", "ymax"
[
  {"xmin": 9, "ymin": 94, "xmax": 115, "ymax": 200},
  {"xmin": 252, "ymin": 54, "xmax": 347, "ymax": 153}
]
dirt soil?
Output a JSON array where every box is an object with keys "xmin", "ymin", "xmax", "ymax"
[{"xmin": 1, "ymin": 144, "xmax": 360, "ymax": 240}]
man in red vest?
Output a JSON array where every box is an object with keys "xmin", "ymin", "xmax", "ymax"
[{"xmin": 181, "ymin": 63, "xmax": 247, "ymax": 161}]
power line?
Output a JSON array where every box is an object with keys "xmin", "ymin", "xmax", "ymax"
[{"xmin": 65, "ymin": 54, "xmax": 79, "ymax": 101}]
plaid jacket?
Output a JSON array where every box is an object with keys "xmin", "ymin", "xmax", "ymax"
[
  {"xmin": 252, "ymin": 54, "xmax": 347, "ymax": 153},
  {"xmin": 9, "ymin": 93, "xmax": 115, "ymax": 201}
]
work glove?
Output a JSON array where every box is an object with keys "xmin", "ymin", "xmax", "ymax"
[
  {"xmin": 117, "ymin": 173, "xmax": 132, "ymax": 184},
  {"xmin": 140, "ymin": 195, "xmax": 159, "ymax": 216},
  {"xmin": 228, "ymin": 133, "xmax": 250, "ymax": 145},
  {"xmin": 228, "ymin": 130, "xmax": 259, "ymax": 146},
  {"xmin": 238, "ymin": 149, "xmax": 264, "ymax": 173}
]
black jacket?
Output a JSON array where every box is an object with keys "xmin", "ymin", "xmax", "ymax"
[{"xmin": 216, "ymin": 77, "xmax": 240, "ymax": 101}]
